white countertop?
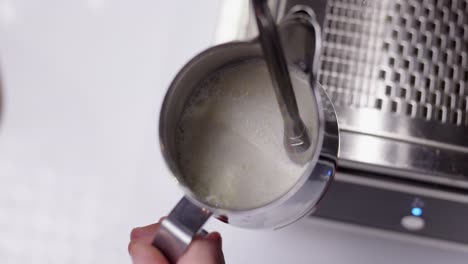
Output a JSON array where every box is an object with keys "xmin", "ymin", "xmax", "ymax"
[{"xmin": 0, "ymin": 0, "xmax": 467, "ymax": 263}]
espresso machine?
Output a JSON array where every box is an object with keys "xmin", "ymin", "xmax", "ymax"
[{"xmin": 220, "ymin": 0, "xmax": 468, "ymax": 246}]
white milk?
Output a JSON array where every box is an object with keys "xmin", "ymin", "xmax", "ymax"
[{"xmin": 176, "ymin": 60, "xmax": 309, "ymax": 210}]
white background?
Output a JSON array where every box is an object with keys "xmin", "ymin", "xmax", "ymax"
[{"xmin": 0, "ymin": 0, "xmax": 467, "ymax": 263}]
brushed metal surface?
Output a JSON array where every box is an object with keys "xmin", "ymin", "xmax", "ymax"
[
  {"xmin": 318, "ymin": 0, "xmax": 468, "ymax": 126},
  {"xmin": 315, "ymin": 0, "xmax": 468, "ymax": 149},
  {"xmin": 261, "ymin": 0, "xmax": 468, "ymax": 187},
  {"xmin": 316, "ymin": 0, "xmax": 468, "ymax": 186}
]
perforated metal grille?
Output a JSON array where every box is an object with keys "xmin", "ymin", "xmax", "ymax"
[{"xmin": 318, "ymin": 0, "xmax": 468, "ymax": 126}]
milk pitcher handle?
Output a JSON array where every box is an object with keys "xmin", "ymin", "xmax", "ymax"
[{"xmin": 152, "ymin": 197, "xmax": 212, "ymax": 263}]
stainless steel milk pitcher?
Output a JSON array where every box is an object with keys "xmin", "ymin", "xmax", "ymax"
[{"xmin": 152, "ymin": 2, "xmax": 339, "ymax": 263}]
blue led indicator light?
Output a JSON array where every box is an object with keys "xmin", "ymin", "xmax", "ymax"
[
  {"xmin": 411, "ymin": 207, "xmax": 423, "ymax": 216},
  {"xmin": 327, "ymin": 170, "xmax": 332, "ymax": 176}
]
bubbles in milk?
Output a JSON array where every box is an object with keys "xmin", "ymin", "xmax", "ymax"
[{"xmin": 176, "ymin": 60, "xmax": 309, "ymax": 210}]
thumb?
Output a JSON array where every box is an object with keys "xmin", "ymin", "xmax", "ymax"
[{"xmin": 178, "ymin": 232, "xmax": 225, "ymax": 264}]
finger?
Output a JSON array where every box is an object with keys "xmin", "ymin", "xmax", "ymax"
[
  {"xmin": 179, "ymin": 232, "xmax": 225, "ymax": 264},
  {"xmin": 128, "ymin": 240, "xmax": 169, "ymax": 264},
  {"xmin": 130, "ymin": 223, "xmax": 160, "ymax": 242},
  {"xmin": 130, "ymin": 217, "xmax": 166, "ymax": 242}
]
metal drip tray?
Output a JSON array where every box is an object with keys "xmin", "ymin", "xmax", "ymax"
[
  {"xmin": 319, "ymin": 0, "xmax": 468, "ymax": 126},
  {"xmin": 267, "ymin": 0, "xmax": 468, "ymax": 189}
]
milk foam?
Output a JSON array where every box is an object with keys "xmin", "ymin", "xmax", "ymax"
[{"xmin": 176, "ymin": 60, "xmax": 309, "ymax": 210}]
